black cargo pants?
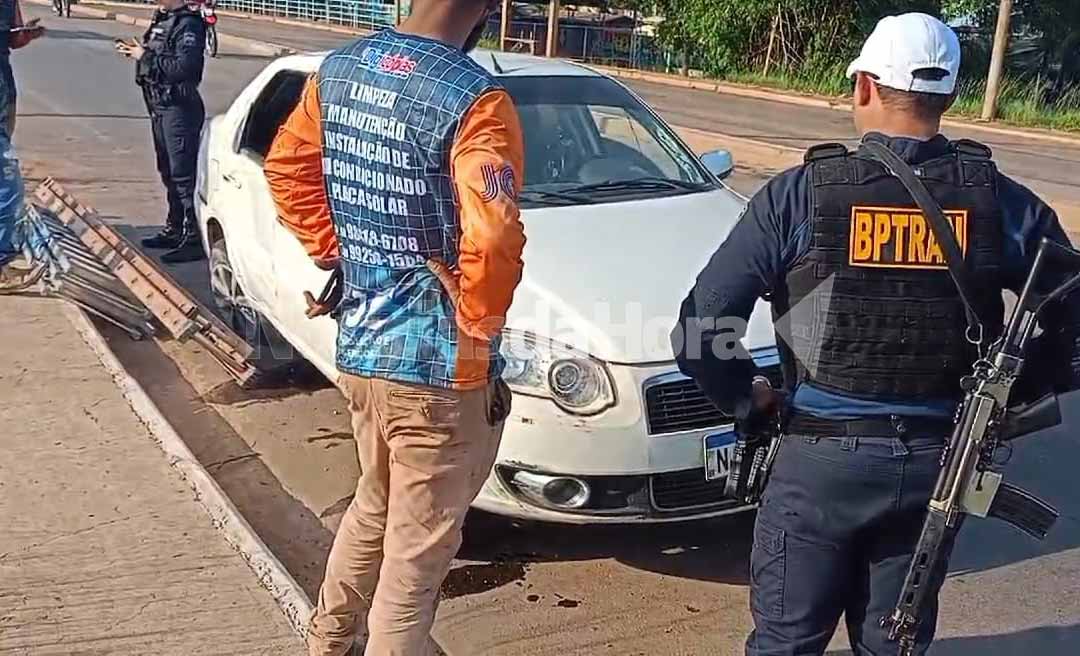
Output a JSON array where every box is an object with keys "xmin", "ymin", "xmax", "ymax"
[
  {"xmin": 745, "ymin": 432, "xmax": 953, "ymax": 656},
  {"xmin": 149, "ymin": 99, "xmax": 204, "ymax": 234}
]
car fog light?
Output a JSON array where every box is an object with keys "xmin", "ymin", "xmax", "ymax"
[{"xmin": 510, "ymin": 471, "xmax": 591, "ymax": 510}]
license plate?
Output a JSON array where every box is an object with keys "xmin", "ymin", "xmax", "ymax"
[{"xmin": 704, "ymin": 432, "xmax": 736, "ymax": 482}]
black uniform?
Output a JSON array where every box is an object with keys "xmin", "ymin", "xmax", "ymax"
[
  {"xmin": 673, "ymin": 133, "xmax": 1080, "ymax": 655},
  {"xmin": 137, "ymin": 5, "xmax": 206, "ymax": 262}
]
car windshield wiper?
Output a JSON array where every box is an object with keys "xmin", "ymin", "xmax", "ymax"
[
  {"xmin": 563, "ymin": 177, "xmax": 713, "ymax": 195},
  {"xmin": 519, "ymin": 189, "xmax": 592, "ymax": 206}
]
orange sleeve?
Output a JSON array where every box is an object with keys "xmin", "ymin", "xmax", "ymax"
[
  {"xmin": 264, "ymin": 75, "xmax": 338, "ymax": 267},
  {"xmin": 449, "ymin": 89, "xmax": 526, "ymax": 341},
  {"xmin": 10, "ymin": 2, "xmax": 33, "ymax": 49}
]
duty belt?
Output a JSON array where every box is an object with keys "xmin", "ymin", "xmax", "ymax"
[{"xmin": 786, "ymin": 412, "xmax": 954, "ymax": 438}]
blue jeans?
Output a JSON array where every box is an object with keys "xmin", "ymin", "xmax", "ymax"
[
  {"xmin": 745, "ymin": 433, "xmax": 952, "ymax": 656},
  {"xmin": 0, "ymin": 129, "xmax": 23, "ymax": 267}
]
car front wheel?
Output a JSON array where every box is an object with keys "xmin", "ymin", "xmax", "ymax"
[
  {"xmin": 207, "ymin": 234, "xmax": 310, "ymax": 378},
  {"xmin": 209, "ymin": 238, "xmax": 264, "ymax": 347}
]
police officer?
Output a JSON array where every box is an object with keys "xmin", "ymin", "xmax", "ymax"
[
  {"xmin": 672, "ymin": 13, "xmax": 1080, "ymax": 656},
  {"xmin": 116, "ymin": 0, "xmax": 206, "ymax": 264}
]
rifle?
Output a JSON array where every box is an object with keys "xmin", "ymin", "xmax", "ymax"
[
  {"xmin": 858, "ymin": 141, "xmax": 1080, "ymax": 654},
  {"xmin": 879, "ymin": 237, "xmax": 1080, "ymax": 654}
]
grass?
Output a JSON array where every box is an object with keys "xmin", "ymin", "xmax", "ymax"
[
  {"xmin": 714, "ymin": 69, "xmax": 1080, "ymax": 133},
  {"xmin": 950, "ymin": 76, "xmax": 1080, "ymax": 132}
]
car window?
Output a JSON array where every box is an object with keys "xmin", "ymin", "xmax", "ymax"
[
  {"xmin": 239, "ymin": 70, "xmax": 308, "ymax": 160},
  {"xmin": 501, "ymin": 76, "xmax": 713, "ymax": 202}
]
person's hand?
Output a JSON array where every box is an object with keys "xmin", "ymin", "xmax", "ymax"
[
  {"xmin": 426, "ymin": 258, "xmax": 461, "ymax": 308},
  {"xmin": 751, "ymin": 376, "xmax": 780, "ymax": 413},
  {"xmin": 114, "ymin": 38, "xmax": 145, "ymax": 60},
  {"xmin": 303, "ymin": 267, "xmax": 342, "ymax": 319}
]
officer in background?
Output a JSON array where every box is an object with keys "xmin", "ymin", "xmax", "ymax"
[
  {"xmin": 672, "ymin": 13, "xmax": 1080, "ymax": 656},
  {"xmin": 116, "ymin": 0, "xmax": 206, "ymax": 264}
]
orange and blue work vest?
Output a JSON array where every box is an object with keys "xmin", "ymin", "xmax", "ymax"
[{"xmin": 317, "ymin": 31, "xmax": 504, "ymax": 388}]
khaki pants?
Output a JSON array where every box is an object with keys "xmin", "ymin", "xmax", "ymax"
[{"xmin": 307, "ymin": 374, "xmax": 504, "ymax": 656}]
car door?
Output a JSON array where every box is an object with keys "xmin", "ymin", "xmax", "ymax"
[
  {"xmin": 272, "ymin": 214, "xmax": 338, "ymax": 376},
  {"xmin": 218, "ymin": 70, "xmax": 310, "ymax": 315},
  {"xmin": 228, "ymin": 68, "xmax": 337, "ymax": 374}
]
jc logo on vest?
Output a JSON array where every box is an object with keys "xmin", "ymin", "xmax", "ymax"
[{"xmin": 849, "ymin": 206, "xmax": 969, "ymax": 270}]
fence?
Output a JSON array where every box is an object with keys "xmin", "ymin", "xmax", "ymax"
[
  {"xmin": 492, "ymin": 18, "xmax": 704, "ymax": 76},
  {"xmin": 118, "ymin": 1, "xmax": 705, "ymax": 75},
  {"xmin": 122, "ymin": 0, "xmax": 400, "ymax": 31}
]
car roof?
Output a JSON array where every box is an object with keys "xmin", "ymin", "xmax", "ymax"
[{"xmin": 275, "ymin": 48, "xmax": 602, "ymax": 79}]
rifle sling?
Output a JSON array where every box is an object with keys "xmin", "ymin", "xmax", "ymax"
[{"xmin": 862, "ymin": 141, "xmax": 986, "ymax": 338}]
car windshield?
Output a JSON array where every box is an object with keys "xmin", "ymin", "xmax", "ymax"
[{"xmin": 501, "ymin": 76, "xmax": 715, "ymax": 207}]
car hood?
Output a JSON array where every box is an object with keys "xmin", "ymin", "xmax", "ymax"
[{"xmin": 506, "ymin": 189, "xmax": 777, "ymax": 364}]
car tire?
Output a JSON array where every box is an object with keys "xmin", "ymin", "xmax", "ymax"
[
  {"xmin": 208, "ymin": 236, "xmax": 302, "ymax": 374},
  {"xmin": 206, "ymin": 26, "xmax": 218, "ymax": 58}
]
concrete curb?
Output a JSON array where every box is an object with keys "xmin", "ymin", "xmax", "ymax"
[{"xmin": 63, "ymin": 305, "xmax": 315, "ymax": 641}]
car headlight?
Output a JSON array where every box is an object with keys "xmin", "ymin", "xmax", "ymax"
[{"xmin": 500, "ymin": 331, "xmax": 616, "ymax": 415}]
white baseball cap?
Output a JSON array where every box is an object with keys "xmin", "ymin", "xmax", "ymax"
[{"xmin": 846, "ymin": 13, "xmax": 961, "ymax": 95}]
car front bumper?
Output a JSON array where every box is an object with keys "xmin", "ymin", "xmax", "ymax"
[{"xmin": 472, "ymin": 362, "xmax": 755, "ymax": 524}]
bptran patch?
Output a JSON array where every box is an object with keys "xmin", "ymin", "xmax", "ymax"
[
  {"xmin": 359, "ymin": 47, "xmax": 418, "ymax": 79},
  {"xmin": 849, "ymin": 206, "xmax": 968, "ymax": 270}
]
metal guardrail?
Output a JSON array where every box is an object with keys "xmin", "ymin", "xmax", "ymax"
[
  {"xmin": 22, "ymin": 179, "xmax": 260, "ymax": 387},
  {"xmin": 121, "ymin": 0, "xmax": 399, "ymax": 30}
]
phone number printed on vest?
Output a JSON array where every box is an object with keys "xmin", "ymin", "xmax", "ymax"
[{"xmin": 849, "ymin": 206, "xmax": 969, "ymax": 270}]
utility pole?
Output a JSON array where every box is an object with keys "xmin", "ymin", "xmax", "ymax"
[
  {"xmin": 500, "ymin": 0, "xmax": 511, "ymax": 51},
  {"xmin": 546, "ymin": 0, "xmax": 560, "ymax": 58},
  {"xmin": 981, "ymin": 0, "xmax": 1014, "ymax": 121}
]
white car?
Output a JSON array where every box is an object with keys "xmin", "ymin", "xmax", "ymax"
[{"xmin": 195, "ymin": 50, "xmax": 779, "ymax": 524}]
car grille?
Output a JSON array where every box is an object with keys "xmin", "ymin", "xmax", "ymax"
[
  {"xmin": 644, "ymin": 364, "xmax": 782, "ymax": 435},
  {"xmin": 650, "ymin": 468, "xmax": 742, "ymax": 512}
]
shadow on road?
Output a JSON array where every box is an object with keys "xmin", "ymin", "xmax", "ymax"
[
  {"xmin": 947, "ymin": 391, "xmax": 1080, "ymax": 577},
  {"xmin": 99, "ymin": 320, "xmax": 335, "ymax": 599},
  {"xmin": 451, "ymin": 509, "xmax": 755, "ymax": 596},
  {"xmin": 931, "ymin": 624, "xmax": 1080, "ymax": 655},
  {"xmin": 19, "ymin": 113, "xmax": 147, "ymax": 121},
  {"xmin": 826, "ymin": 623, "xmax": 1080, "ymax": 656},
  {"xmin": 43, "ymin": 28, "xmax": 118, "ymax": 43},
  {"xmin": 212, "ymin": 53, "xmax": 275, "ymax": 63}
]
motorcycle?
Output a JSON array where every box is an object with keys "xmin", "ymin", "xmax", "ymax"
[{"xmin": 201, "ymin": 1, "xmax": 218, "ymax": 58}]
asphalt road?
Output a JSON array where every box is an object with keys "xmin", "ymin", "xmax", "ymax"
[
  {"xmin": 13, "ymin": 7, "xmax": 1080, "ymax": 655},
  {"xmin": 77, "ymin": 2, "xmax": 1080, "ymax": 222}
]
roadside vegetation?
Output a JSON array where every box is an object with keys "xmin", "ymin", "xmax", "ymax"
[
  {"xmin": 723, "ymin": 70, "xmax": 1080, "ymax": 132},
  {"xmin": 585, "ymin": 0, "xmax": 1080, "ymax": 132}
]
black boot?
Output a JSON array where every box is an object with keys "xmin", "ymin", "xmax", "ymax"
[
  {"xmin": 161, "ymin": 210, "xmax": 206, "ymax": 264},
  {"xmin": 161, "ymin": 232, "xmax": 206, "ymax": 264},
  {"xmin": 141, "ymin": 227, "xmax": 183, "ymax": 250}
]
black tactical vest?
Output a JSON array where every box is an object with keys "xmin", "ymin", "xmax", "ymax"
[
  {"xmin": 779, "ymin": 139, "xmax": 1005, "ymax": 401},
  {"xmin": 136, "ymin": 7, "xmax": 204, "ymax": 107}
]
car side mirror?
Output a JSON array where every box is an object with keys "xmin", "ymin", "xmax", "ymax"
[{"xmin": 701, "ymin": 149, "xmax": 735, "ymax": 180}]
